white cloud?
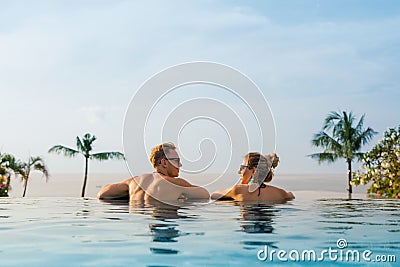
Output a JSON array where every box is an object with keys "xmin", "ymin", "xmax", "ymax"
[{"xmin": 78, "ymin": 106, "xmax": 107, "ymax": 124}]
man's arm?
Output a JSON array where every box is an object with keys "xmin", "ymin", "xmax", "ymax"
[
  {"xmin": 172, "ymin": 178, "xmax": 210, "ymax": 199},
  {"xmin": 182, "ymin": 186, "xmax": 210, "ymax": 199},
  {"xmin": 97, "ymin": 178, "xmax": 132, "ymax": 199}
]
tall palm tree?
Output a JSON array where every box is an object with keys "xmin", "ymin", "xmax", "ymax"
[
  {"xmin": 48, "ymin": 133, "xmax": 124, "ymax": 197},
  {"xmin": 14, "ymin": 156, "xmax": 49, "ymax": 197},
  {"xmin": 309, "ymin": 111, "xmax": 377, "ymax": 194}
]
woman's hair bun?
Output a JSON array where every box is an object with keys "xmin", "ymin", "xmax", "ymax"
[{"xmin": 264, "ymin": 153, "xmax": 279, "ymax": 169}]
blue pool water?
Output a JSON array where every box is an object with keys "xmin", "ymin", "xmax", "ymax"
[{"xmin": 0, "ymin": 194, "xmax": 399, "ymax": 266}]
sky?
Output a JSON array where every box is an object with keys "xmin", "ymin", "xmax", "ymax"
[{"xmin": 1, "ymin": 0, "xmax": 400, "ymax": 179}]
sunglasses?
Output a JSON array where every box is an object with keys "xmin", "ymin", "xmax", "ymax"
[
  {"xmin": 166, "ymin": 157, "xmax": 181, "ymax": 164},
  {"xmin": 239, "ymin": 165, "xmax": 250, "ymax": 171}
]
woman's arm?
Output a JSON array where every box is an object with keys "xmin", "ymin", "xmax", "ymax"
[
  {"xmin": 97, "ymin": 178, "xmax": 132, "ymax": 199},
  {"xmin": 286, "ymin": 191, "xmax": 295, "ymax": 200}
]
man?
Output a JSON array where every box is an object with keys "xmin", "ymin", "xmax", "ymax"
[{"xmin": 97, "ymin": 142, "xmax": 210, "ymax": 202}]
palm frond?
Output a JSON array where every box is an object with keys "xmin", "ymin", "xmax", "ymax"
[
  {"xmin": 91, "ymin": 152, "xmax": 125, "ymax": 161},
  {"xmin": 358, "ymin": 127, "xmax": 378, "ymax": 146},
  {"xmin": 355, "ymin": 114, "xmax": 365, "ymax": 133},
  {"xmin": 311, "ymin": 131, "xmax": 343, "ymax": 153},
  {"xmin": 32, "ymin": 162, "xmax": 50, "ymax": 182},
  {"xmin": 323, "ymin": 111, "xmax": 341, "ymax": 131},
  {"xmin": 82, "ymin": 133, "xmax": 96, "ymax": 154},
  {"xmin": 308, "ymin": 152, "xmax": 338, "ymax": 164},
  {"xmin": 13, "ymin": 161, "xmax": 28, "ymax": 180},
  {"xmin": 333, "ymin": 111, "xmax": 347, "ymax": 137},
  {"xmin": 76, "ymin": 136, "xmax": 85, "ymax": 154},
  {"xmin": 48, "ymin": 145, "xmax": 79, "ymax": 157},
  {"xmin": 311, "ymin": 131, "xmax": 331, "ymax": 147}
]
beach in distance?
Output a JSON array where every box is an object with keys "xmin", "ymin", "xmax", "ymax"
[{"xmin": 8, "ymin": 172, "xmax": 369, "ymax": 199}]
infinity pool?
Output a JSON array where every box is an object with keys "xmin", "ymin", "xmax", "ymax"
[{"xmin": 0, "ymin": 194, "xmax": 399, "ymax": 266}]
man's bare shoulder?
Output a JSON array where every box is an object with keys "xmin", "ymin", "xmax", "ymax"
[
  {"xmin": 165, "ymin": 177, "xmax": 193, "ymax": 187},
  {"xmin": 130, "ymin": 173, "xmax": 157, "ymax": 191},
  {"xmin": 122, "ymin": 177, "xmax": 135, "ymax": 184},
  {"xmin": 132, "ymin": 173, "xmax": 153, "ymax": 182}
]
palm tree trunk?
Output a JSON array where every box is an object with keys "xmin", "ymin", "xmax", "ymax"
[
  {"xmin": 81, "ymin": 157, "xmax": 89, "ymax": 197},
  {"xmin": 347, "ymin": 159, "xmax": 352, "ymax": 196},
  {"xmin": 22, "ymin": 177, "xmax": 28, "ymax": 197}
]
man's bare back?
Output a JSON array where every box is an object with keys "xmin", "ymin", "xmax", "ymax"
[
  {"xmin": 98, "ymin": 173, "xmax": 209, "ymax": 203},
  {"xmin": 97, "ymin": 143, "xmax": 209, "ymax": 203},
  {"xmin": 129, "ymin": 173, "xmax": 194, "ymax": 202}
]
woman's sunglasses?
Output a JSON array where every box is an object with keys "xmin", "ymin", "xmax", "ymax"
[{"xmin": 239, "ymin": 165, "xmax": 250, "ymax": 171}]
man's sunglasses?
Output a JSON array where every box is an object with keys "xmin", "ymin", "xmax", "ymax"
[{"xmin": 166, "ymin": 157, "xmax": 181, "ymax": 164}]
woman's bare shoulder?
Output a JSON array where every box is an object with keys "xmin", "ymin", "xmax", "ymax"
[
  {"xmin": 267, "ymin": 185, "xmax": 295, "ymax": 199},
  {"xmin": 230, "ymin": 184, "xmax": 248, "ymax": 194}
]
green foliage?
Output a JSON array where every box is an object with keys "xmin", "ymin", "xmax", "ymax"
[
  {"xmin": 0, "ymin": 175, "xmax": 8, "ymax": 197},
  {"xmin": 0, "ymin": 153, "xmax": 48, "ymax": 197},
  {"xmin": 0, "ymin": 153, "xmax": 17, "ymax": 197},
  {"xmin": 352, "ymin": 126, "xmax": 400, "ymax": 198}
]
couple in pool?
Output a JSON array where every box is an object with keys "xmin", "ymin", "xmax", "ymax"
[{"xmin": 97, "ymin": 142, "xmax": 294, "ymax": 202}]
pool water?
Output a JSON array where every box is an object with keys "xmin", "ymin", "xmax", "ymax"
[{"xmin": 0, "ymin": 194, "xmax": 399, "ymax": 266}]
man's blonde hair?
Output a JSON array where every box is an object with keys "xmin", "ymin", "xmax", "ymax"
[{"xmin": 149, "ymin": 142, "xmax": 176, "ymax": 168}]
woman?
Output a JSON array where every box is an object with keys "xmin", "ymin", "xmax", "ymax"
[{"xmin": 211, "ymin": 152, "xmax": 294, "ymax": 201}]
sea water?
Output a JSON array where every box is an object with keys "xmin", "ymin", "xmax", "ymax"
[{"xmin": 0, "ymin": 192, "xmax": 399, "ymax": 266}]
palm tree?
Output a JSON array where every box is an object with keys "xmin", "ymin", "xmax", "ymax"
[
  {"xmin": 48, "ymin": 133, "xmax": 124, "ymax": 197},
  {"xmin": 14, "ymin": 156, "xmax": 49, "ymax": 197},
  {"xmin": 309, "ymin": 111, "xmax": 377, "ymax": 194}
]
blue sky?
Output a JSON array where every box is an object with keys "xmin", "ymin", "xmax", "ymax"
[{"xmin": 1, "ymin": 0, "xmax": 399, "ymax": 177}]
